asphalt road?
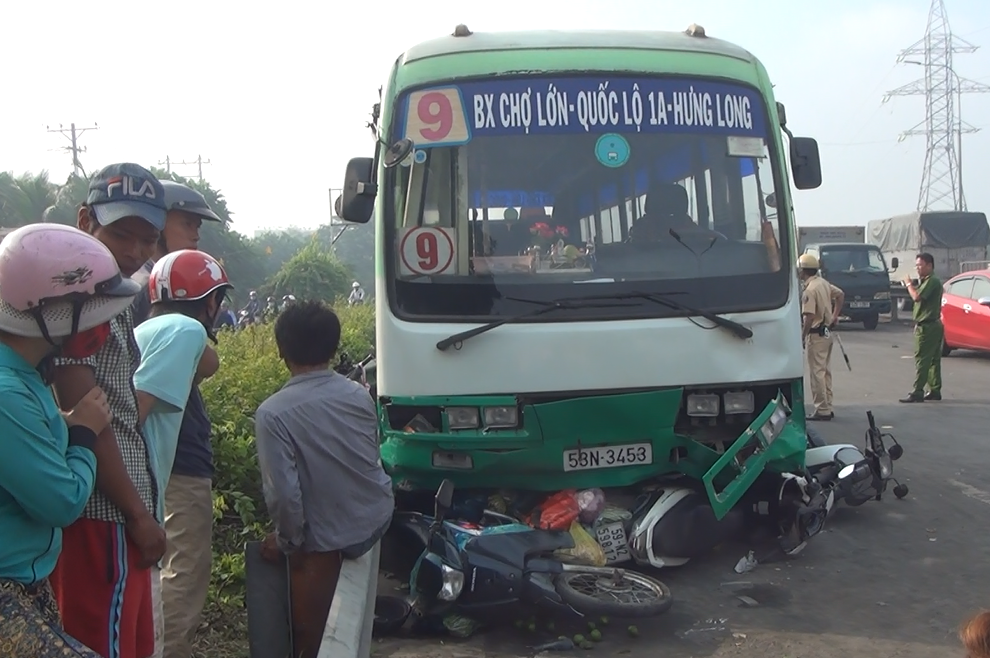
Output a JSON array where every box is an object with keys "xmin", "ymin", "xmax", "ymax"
[{"xmin": 373, "ymin": 320, "xmax": 990, "ymax": 658}]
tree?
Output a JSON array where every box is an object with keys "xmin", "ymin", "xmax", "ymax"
[
  {"xmin": 0, "ymin": 171, "xmax": 58, "ymax": 227},
  {"xmin": 317, "ymin": 222, "xmax": 375, "ymax": 290},
  {"xmin": 250, "ymin": 229, "xmax": 313, "ymax": 282},
  {"xmin": 266, "ymin": 241, "xmax": 352, "ymax": 302}
]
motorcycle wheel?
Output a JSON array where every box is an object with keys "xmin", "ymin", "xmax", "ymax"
[{"xmin": 553, "ymin": 569, "xmax": 673, "ymax": 618}]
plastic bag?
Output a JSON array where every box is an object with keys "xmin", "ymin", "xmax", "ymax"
[
  {"xmin": 594, "ymin": 503, "xmax": 633, "ymax": 528},
  {"xmin": 529, "ymin": 490, "xmax": 579, "ymax": 530},
  {"xmin": 555, "ymin": 521, "xmax": 607, "ymax": 567},
  {"xmin": 575, "ymin": 488, "xmax": 606, "ymax": 524}
]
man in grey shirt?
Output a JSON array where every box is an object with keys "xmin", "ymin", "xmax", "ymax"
[{"xmin": 254, "ymin": 300, "xmax": 393, "ymax": 658}]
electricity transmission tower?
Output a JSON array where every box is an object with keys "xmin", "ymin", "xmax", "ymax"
[{"xmin": 883, "ymin": 0, "xmax": 990, "ymax": 212}]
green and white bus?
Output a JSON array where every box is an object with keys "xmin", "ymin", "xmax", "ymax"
[{"xmin": 338, "ymin": 24, "xmax": 823, "ymax": 521}]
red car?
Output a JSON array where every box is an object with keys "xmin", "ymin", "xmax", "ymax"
[{"xmin": 941, "ymin": 269, "xmax": 990, "ymax": 355}]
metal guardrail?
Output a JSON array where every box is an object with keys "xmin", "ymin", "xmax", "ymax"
[
  {"xmin": 246, "ymin": 541, "xmax": 380, "ymax": 658},
  {"xmin": 318, "ymin": 542, "xmax": 380, "ymax": 658}
]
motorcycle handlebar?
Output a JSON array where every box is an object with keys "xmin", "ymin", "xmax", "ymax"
[{"xmin": 867, "ymin": 410, "xmax": 878, "ymax": 433}]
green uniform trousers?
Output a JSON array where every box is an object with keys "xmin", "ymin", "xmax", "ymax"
[{"xmin": 912, "ymin": 320, "xmax": 944, "ymax": 397}]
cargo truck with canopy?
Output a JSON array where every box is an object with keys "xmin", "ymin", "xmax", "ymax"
[
  {"xmin": 868, "ymin": 211, "xmax": 990, "ymax": 312},
  {"xmin": 337, "ymin": 25, "xmax": 828, "ymax": 561}
]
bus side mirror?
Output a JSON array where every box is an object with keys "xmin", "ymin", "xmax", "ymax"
[
  {"xmin": 790, "ymin": 137, "xmax": 822, "ymax": 190},
  {"xmin": 339, "ymin": 157, "xmax": 376, "ymax": 224},
  {"xmin": 890, "ymin": 257, "xmax": 899, "ymax": 270}
]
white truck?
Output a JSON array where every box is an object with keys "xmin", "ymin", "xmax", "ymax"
[{"xmin": 867, "ymin": 211, "xmax": 990, "ymax": 312}]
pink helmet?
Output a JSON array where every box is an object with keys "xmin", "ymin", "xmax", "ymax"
[{"xmin": 0, "ymin": 224, "xmax": 141, "ymax": 340}]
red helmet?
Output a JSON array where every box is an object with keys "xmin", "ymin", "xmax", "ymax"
[{"xmin": 149, "ymin": 249, "xmax": 232, "ymax": 304}]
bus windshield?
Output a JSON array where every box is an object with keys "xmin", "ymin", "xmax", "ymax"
[{"xmin": 386, "ymin": 75, "xmax": 790, "ymax": 321}]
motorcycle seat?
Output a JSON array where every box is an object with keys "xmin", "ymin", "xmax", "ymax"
[{"xmin": 466, "ymin": 529, "xmax": 573, "ymax": 568}]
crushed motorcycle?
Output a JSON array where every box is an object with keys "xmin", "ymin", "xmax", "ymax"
[
  {"xmin": 392, "ymin": 479, "xmax": 673, "ymax": 624},
  {"xmin": 624, "ymin": 409, "xmax": 907, "ymax": 569}
]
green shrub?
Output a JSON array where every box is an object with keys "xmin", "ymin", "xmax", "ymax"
[{"xmin": 197, "ymin": 301, "xmax": 375, "ymax": 654}]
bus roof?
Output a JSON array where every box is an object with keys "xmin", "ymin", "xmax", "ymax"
[{"xmin": 399, "ymin": 27, "xmax": 757, "ymax": 66}]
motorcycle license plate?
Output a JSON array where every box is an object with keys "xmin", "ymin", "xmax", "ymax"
[
  {"xmin": 562, "ymin": 443, "xmax": 653, "ymax": 472},
  {"xmin": 595, "ymin": 522, "xmax": 632, "ymax": 564}
]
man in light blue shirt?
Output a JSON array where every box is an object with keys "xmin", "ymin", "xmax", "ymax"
[{"xmin": 133, "ymin": 249, "xmax": 230, "ymax": 519}]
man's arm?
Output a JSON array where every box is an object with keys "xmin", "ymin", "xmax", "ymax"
[
  {"xmin": 829, "ymin": 282, "xmax": 845, "ymax": 325},
  {"xmin": 254, "ymin": 409, "xmax": 306, "ymax": 555},
  {"xmin": 53, "ymin": 364, "xmax": 148, "ymax": 522}
]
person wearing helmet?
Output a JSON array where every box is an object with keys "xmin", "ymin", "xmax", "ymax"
[
  {"xmin": 798, "ymin": 253, "xmax": 842, "ymax": 421},
  {"xmin": 280, "ymin": 294, "xmax": 297, "ymax": 313},
  {"xmin": 131, "ymin": 180, "xmax": 223, "ymax": 327},
  {"xmin": 50, "ymin": 163, "xmax": 168, "ymax": 658},
  {"xmin": 348, "ymin": 280, "xmax": 365, "ymax": 305},
  {"xmin": 132, "ymin": 250, "xmax": 231, "ymax": 658},
  {"xmin": 0, "ymin": 224, "xmax": 141, "ymax": 657},
  {"xmin": 242, "ymin": 290, "xmax": 261, "ymax": 323}
]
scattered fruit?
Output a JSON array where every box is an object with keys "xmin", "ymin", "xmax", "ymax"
[
  {"xmin": 573, "ymin": 634, "xmax": 586, "ymax": 644},
  {"xmin": 599, "ymin": 615, "xmax": 610, "ymax": 626},
  {"xmin": 590, "ymin": 629, "xmax": 603, "ymax": 642},
  {"xmin": 527, "ymin": 622, "xmax": 537, "ymax": 632},
  {"xmin": 580, "ymin": 641, "xmax": 595, "ymax": 650},
  {"xmin": 587, "ymin": 621, "xmax": 597, "ymax": 631},
  {"xmin": 627, "ymin": 625, "xmax": 639, "ymax": 638}
]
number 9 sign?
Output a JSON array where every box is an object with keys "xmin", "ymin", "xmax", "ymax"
[
  {"xmin": 399, "ymin": 227, "xmax": 456, "ymax": 277},
  {"xmin": 402, "ymin": 87, "xmax": 471, "ymax": 148}
]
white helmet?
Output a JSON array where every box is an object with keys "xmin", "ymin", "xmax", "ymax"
[
  {"xmin": 0, "ymin": 224, "xmax": 140, "ymax": 341},
  {"xmin": 352, "ymin": 281, "xmax": 361, "ymax": 288}
]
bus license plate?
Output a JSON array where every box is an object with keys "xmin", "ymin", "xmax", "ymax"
[
  {"xmin": 595, "ymin": 522, "xmax": 632, "ymax": 564},
  {"xmin": 849, "ymin": 301, "xmax": 870, "ymax": 308},
  {"xmin": 562, "ymin": 443, "xmax": 653, "ymax": 472}
]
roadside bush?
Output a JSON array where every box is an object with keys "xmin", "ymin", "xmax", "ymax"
[{"xmin": 196, "ymin": 300, "xmax": 375, "ymax": 656}]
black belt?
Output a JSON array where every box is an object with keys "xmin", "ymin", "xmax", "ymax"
[{"xmin": 807, "ymin": 325, "xmax": 830, "ymax": 337}]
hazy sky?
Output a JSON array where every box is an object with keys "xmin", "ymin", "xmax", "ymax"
[{"xmin": 2, "ymin": 0, "xmax": 988, "ymax": 235}]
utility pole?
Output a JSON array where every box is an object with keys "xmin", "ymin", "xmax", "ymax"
[
  {"xmin": 46, "ymin": 122, "xmax": 98, "ymax": 178},
  {"xmin": 883, "ymin": 0, "xmax": 990, "ymax": 212},
  {"xmin": 159, "ymin": 155, "xmax": 211, "ymax": 182},
  {"xmin": 328, "ymin": 188, "xmax": 350, "ymax": 252}
]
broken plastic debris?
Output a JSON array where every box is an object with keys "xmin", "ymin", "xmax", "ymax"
[
  {"xmin": 734, "ymin": 550, "xmax": 758, "ymax": 574},
  {"xmin": 737, "ymin": 595, "xmax": 759, "ymax": 607}
]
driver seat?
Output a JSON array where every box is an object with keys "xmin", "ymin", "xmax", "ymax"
[{"xmin": 630, "ymin": 183, "xmax": 696, "ymax": 241}]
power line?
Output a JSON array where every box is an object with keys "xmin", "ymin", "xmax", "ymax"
[
  {"xmin": 158, "ymin": 155, "xmax": 211, "ymax": 182},
  {"xmin": 46, "ymin": 122, "xmax": 98, "ymax": 178},
  {"xmin": 882, "ymin": 0, "xmax": 990, "ymax": 212}
]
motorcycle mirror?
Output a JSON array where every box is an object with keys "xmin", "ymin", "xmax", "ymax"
[
  {"xmin": 838, "ymin": 463, "xmax": 856, "ymax": 480},
  {"xmin": 435, "ymin": 479, "xmax": 455, "ymax": 520},
  {"xmin": 888, "ymin": 443, "xmax": 904, "ymax": 461}
]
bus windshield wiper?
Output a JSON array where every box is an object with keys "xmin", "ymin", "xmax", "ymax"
[
  {"xmin": 613, "ymin": 291, "xmax": 753, "ymax": 340},
  {"xmin": 435, "ymin": 297, "xmax": 640, "ymax": 352}
]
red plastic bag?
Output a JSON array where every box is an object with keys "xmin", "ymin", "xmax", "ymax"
[{"xmin": 529, "ymin": 490, "xmax": 580, "ymax": 531}]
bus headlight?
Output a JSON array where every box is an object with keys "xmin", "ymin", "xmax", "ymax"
[
  {"xmin": 483, "ymin": 406, "xmax": 519, "ymax": 428},
  {"xmin": 723, "ymin": 391, "xmax": 755, "ymax": 415},
  {"xmin": 446, "ymin": 407, "xmax": 480, "ymax": 429},
  {"xmin": 686, "ymin": 394, "xmax": 720, "ymax": 417}
]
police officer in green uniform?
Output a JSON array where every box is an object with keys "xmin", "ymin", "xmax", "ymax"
[{"xmin": 900, "ymin": 252, "xmax": 944, "ymax": 403}]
